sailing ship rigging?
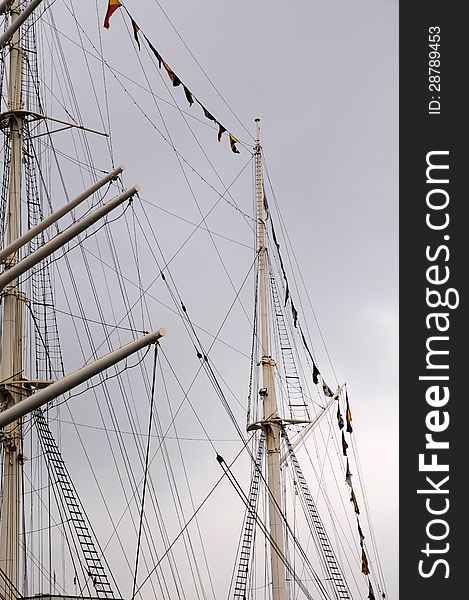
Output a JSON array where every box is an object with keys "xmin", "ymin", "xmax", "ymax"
[{"xmin": 0, "ymin": 2, "xmax": 392, "ymax": 600}]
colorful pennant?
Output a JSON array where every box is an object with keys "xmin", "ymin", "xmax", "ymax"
[{"xmin": 104, "ymin": 0, "xmax": 121, "ymax": 29}]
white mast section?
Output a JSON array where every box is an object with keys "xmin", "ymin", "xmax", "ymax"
[
  {"xmin": 0, "ymin": 1, "xmax": 26, "ymax": 595},
  {"xmin": 255, "ymin": 119, "xmax": 287, "ymax": 600}
]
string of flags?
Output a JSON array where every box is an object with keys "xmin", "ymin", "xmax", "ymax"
[
  {"xmin": 103, "ymin": 1, "xmax": 241, "ymax": 154},
  {"xmin": 338, "ymin": 386, "xmax": 385, "ymax": 599},
  {"xmin": 263, "ymin": 191, "xmax": 385, "ymax": 596},
  {"xmin": 261, "ymin": 185, "xmax": 383, "ymax": 600},
  {"xmin": 265, "ymin": 191, "xmax": 385, "ymax": 597}
]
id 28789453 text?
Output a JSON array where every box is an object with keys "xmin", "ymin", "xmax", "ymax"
[{"xmin": 428, "ymin": 26, "xmax": 441, "ymax": 115}]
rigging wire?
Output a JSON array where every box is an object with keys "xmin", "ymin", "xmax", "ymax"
[
  {"xmin": 130, "ymin": 442, "xmax": 254, "ymax": 600},
  {"xmin": 130, "ymin": 200, "xmax": 257, "ymax": 372},
  {"xmin": 159, "ymin": 363, "xmax": 216, "ymax": 600},
  {"xmin": 92, "ymin": 0, "xmax": 116, "ymax": 163},
  {"xmin": 217, "ymin": 453, "xmax": 331, "ymax": 600},
  {"xmin": 76, "ymin": 242, "xmax": 252, "ymax": 360},
  {"xmin": 87, "ymin": 201, "xmax": 184, "ymax": 597},
  {"xmin": 61, "ymin": 0, "xmax": 114, "ymax": 162},
  {"xmin": 262, "ymin": 151, "xmax": 340, "ymax": 386},
  {"xmin": 147, "ymin": 0, "xmax": 255, "ymax": 142},
  {"xmin": 131, "ymin": 343, "xmax": 159, "ymax": 600},
  {"xmin": 29, "ymin": 301, "xmax": 147, "ymax": 334},
  {"xmin": 140, "ymin": 196, "xmax": 253, "ymax": 250},
  {"xmin": 55, "ymin": 419, "xmax": 239, "ymax": 443}
]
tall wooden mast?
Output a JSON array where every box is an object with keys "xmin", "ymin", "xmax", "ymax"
[
  {"xmin": 254, "ymin": 119, "xmax": 287, "ymax": 600},
  {"xmin": 0, "ymin": 1, "xmax": 26, "ymax": 595}
]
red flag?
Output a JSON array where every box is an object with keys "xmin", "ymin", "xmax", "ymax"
[{"xmin": 104, "ymin": 0, "xmax": 121, "ymax": 29}]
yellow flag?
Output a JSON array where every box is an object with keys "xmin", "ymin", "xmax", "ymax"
[
  {"xmin": 229, "ymin": 133, "xmax": 240, "ymax": 154},
  {"xmin": 163, "ymin": 62, "xmax": 181, "ymax": 87}
]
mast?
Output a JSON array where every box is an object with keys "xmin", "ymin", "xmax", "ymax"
[
  {"xmin": 254, "ymin": 119, "xmax": 287, "ymax": 600},
  {"xmin": 0, "ymin": 6, "xmax": 162, "ymax": 598},
  {"xmin": 0, "ymin": 0, "xmax": 25, "ymax": 596}
]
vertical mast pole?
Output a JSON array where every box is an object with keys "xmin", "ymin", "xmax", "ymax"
[
  {"xmin": 254, "ymin": 119, "xmax": 286, "ymax": 600},
  {"xmin": 0, "ymin": 0, "xmax": 25, "ymax": 596}
]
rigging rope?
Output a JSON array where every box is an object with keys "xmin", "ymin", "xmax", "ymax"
[{"xmin": 131, "ymin": 343, "xmax": 159, "ymax": 600}]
